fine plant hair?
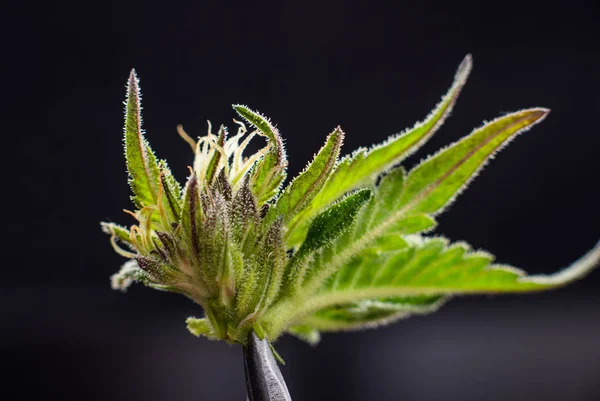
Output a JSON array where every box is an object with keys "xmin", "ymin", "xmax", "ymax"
[{"xmin": 101, "ymin": 54, "xmax": 600, "ymax": 349}]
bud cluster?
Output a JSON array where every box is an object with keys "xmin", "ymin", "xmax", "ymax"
[{"xmin": 102, "ymin": 71, "xmax": 290, "ymax": 342}]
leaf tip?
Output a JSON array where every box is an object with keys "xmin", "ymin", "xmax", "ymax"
[
  {"xmin": 522, "ymin": 107, "xmax": 551, "ymax": 126},
  {"xmin": 127, "ymin": 69, "xmax": 140, "ymax": 93},
  {"xmin": 522, "ymin": 239, "xmax": 600, "ymax": 287},
  {"xmin": 232, "ymin": 104, "xmax": 253, "ymax": 119},
  {"xmin": 331, "ymin": 125, "xmax": 345, "ymax": 146},
  {"xmin": 356, "ymin": 187, "xmax": 373, "ymax": 203},
  {"xmin": 455, "ymin": 54, "xmax": 473, "ymax": 83},
  {"xmin": 533, "ymin": 107, "xmax": 551, "ymax": 118}
]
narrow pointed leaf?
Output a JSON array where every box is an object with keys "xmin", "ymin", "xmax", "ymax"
[
  {"xmin": 212, "ymin": 169, "xmax": 233, "ymax": 202},
  {"xmin": 399, "ymin": 108, "xmax": 549, "ymax": 215},
  {"xmin": 256, "ymin": 218, "xmax": 287, "ymax": 314},
  {"xmin": 233, "ymin": 105, "xmax": 287, "ymax": 204},
  {"xmin": 269, "ymin": 127, "xmax": 344, "ymax": 225},
  {"xmin": 233, "ymin": 105, "xmax": 285, "ymax": 145},
  {"xmin": 235, "ymin": 261, "xmax": 263, "ymax": 318},
  {"xmin": 285, "ymin": 55, "xmax": 472, "ymax": 246},
  {"xmin": 180, "ymin": 174, "xmax": 202, "ymax": 260},
  {"xmin": 231, "ymin": 176, "xmax": 259, "ymax": 243},
  {"xmin": 100, "ymin": 222, "xmax": 135, "ymax": 248},
  {"xmin": 124, "ymin": 70, "xmax": 161, "ymax": 208},
  {"xmin": 158, "ymin": 161, "xmax": 182, "ymax": 229},
  {"xmin": 253, "ymin": 155, "xmax": 286, "ymax": 204}
]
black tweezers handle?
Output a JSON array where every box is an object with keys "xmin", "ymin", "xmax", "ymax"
[{"xmin": 243, "ymin": 331, "xmax": 292, "ymax": 401}]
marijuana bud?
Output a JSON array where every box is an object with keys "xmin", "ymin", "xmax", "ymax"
[{"xmin": 102, "ymin": 58, "xmax": 599, "ymax": 346}]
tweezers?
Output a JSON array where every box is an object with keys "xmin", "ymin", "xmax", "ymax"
[{"xmin": 243, "ymin": 331, "xmax": 292, "ymax": 401}]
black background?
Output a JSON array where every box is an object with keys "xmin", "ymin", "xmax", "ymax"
[{"xmin": 4, "ymin": 1, "xmax": 600, "ymax": 400}]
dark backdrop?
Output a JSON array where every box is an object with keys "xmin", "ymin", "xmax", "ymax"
[{"xmin": 4, "ymin": 1, "xmax": 600, "ymax": 400}]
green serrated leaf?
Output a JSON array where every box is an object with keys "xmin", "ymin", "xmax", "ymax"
[
  {"xmin": 389, "ymin": 214, "xmax": 437, "ymax": 235},
  {"xmin": 297, "ymin": 109, "xmax": 548, "ymax": 298},
  {"xmin": 351, "ymin": 167, "xmax": 406, "ymax": 238},
  {"xmin": 298, "ymin": 295, "xmax": 447, "ymax": 332},
  {"xmin": 278, "ymin": 238, "xmax": 600, "ymax": 329},
  {"xmin": 399, "ymin": 108, "xmax": 549, "ymax": 215},
  {"xmin": 284, "ymin": 189, "xmax": 372, "ymax": 293},
  {"xmin": 124, "ymin": 70, "xmax": 161, "ymax": 208},
  {"xmin": 285, "ymin": 55, "xmax": 472, "ymax": 247},
  {"xmin": 298, "ymin": 189, "xmax": 372, "ymax": 258},
  {"xmin": 270, "ymin": 127, "xmax": 344, "ymax": 226}
]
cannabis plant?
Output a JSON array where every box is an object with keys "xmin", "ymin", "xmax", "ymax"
[{"xmin": 102, "ymin": 55, "xmax": 599, "ymax": 351}]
